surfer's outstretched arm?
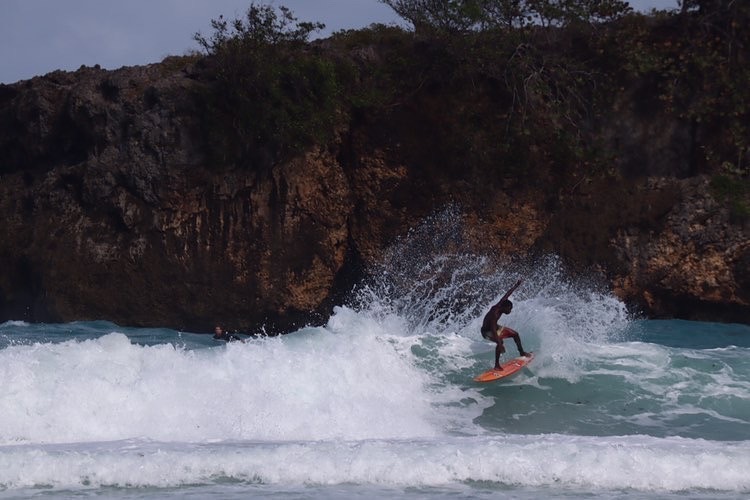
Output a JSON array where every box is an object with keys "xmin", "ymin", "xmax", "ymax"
[{"xmin": 495, "ymin": 279, "xmax": 523, "ymax": 307}]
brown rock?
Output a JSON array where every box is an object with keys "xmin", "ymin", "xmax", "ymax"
[{"xmin": 0, "ymin": 51, "xmax": 748, "ymax": 333}]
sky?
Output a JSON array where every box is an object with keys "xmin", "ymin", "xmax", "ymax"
[{"xmin": 1, "ymin": 0, "xmax": 680, "ymax": 85}]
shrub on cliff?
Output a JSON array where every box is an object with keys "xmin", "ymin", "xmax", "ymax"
[
  {"xmin": 609, "ymin": 1, "xmax": 750, "ymax": 185},
  {"xmin": 372, "ymin": 1, "xmax": 749, "ymax": 191},
  {"xmin": 193, "ymin": 4, "xmax": 340, "ymax": 171},
  {"xmin": 368, "ymin": 1, "xmax": 634, "ymax": 186},
  {"xmin": 187, "ymin": 0, "xmax": 749, "ymax": 204}
]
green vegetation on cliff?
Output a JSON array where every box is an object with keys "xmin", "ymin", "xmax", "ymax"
[
  {"xmin": 192, "ymin": 0, "xmax": 748, "ymax": 217},
  {"xmin": 193, "ymin": 4, "xmax": 340, "ymax": 170}
]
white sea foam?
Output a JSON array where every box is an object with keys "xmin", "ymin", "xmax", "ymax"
[
  {"xmin": 0, "ymin": 435, "xmax": 748, "ymax": 492},
  {"xmin": 0, "ymin": 320, "xmax": 29, "ymax": 328},
  {"xmin": 0, "ymin": 331, "xmax": 437, "ymax": 444},
  {"xmin": 0, "ymin": 306, "xmax": 493, "ymax": 447}
]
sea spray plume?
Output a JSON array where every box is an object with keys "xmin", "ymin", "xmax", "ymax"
[
  {"xmin": 353, "ymin": 206, "xmax": 631, "ymax": 340},
  {"xmin": 349, "ymin": 206, "xmax": 633, "ymax": 383},
  {"xmin": 514, "ymin": 255, "xmax": 632, "ymax": 343},
  {"xmin": 354, "ymin": 206, "xmax": 501, "ymax": 335},
  {"xmin": 505, "ymin": 255, "xmax": 633, "ymax": 381}
]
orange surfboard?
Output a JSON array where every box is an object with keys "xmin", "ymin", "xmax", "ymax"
[{"xmin": 474, "ymin": 352, "xmax": 534, "ymax": 382}]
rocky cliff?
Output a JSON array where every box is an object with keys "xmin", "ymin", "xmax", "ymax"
[{"xmin": 0, "ymin": 29, "xmax": 748, "ymax": 333}]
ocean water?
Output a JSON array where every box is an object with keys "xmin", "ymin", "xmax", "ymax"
[{"xmin": 1, "ymin": 232, "xmax": 749, "ymax": 499}]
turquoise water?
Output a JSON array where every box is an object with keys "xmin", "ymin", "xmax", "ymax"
[
  {"xmin": 1, "ymin": 236, "xmax": 748, "ymax": 498},
  {"xmin": 1, "ymin": 308, "xmax": 748, "ymax": 497}
]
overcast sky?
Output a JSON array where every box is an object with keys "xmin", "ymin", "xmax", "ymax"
[{"xmin": 1, "ymin": 0, "xmax": 679, "ymax": 85}]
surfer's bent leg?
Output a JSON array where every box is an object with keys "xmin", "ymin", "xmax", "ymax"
[{"xmin": 500, "ymin": 328, "xmax": 529, "ymax": 357}]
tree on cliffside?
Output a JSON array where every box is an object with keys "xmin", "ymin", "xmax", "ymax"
[
  {"xmin": 379, "ymin": 0, "xmax": 632, "ymax": 32},
  {"xmin": 378, "ymin": 0, "xmax": 483, "ymax": 32},
  {"xmin": 193, "ymin": 3, "xmax": 338, "ymax": 171},
  {"xmin": 194, "ymin": 4, "xmax": 322, "ymax": 52}
]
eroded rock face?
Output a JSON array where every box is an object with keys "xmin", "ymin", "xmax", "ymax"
[
  {"xmin": 610, "ymin": 177, "xmax": 749, "ymax": 321},
  {"xmin": 0, "ymin": 59, "xmax": 747, "ymax": 332},
  {"xmin": 0, "ymin": 63, "xmax": 356, "ymax": 332}
]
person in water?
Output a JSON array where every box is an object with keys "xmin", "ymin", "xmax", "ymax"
[
  {"xmin": 213, "ymin": 325, "xmax": 244, "ymax": 343},
  {"xmin": 480, "ymin": 278, "xmax": 530, "ymax": 370}
]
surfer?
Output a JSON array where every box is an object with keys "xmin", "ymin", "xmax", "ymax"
[
  {"xmin": 481, "ymin": 278, "xmax": 530, "ymax": 370},
  {"xmin": 213, "ymin": 325, "xmax": 245, "ymax": 343}
]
